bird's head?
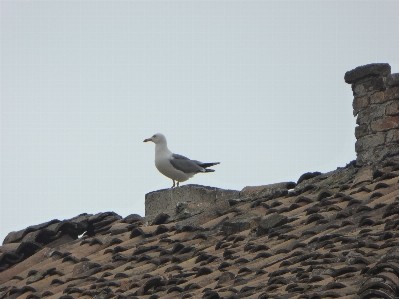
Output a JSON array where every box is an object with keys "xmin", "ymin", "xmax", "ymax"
[{"xmin": 143, "ymin": 133, "xmax": 166, "ymax": 144}]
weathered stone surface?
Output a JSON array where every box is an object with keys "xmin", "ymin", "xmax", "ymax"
[
  {"xmin": 355, "ymin": 124, "xmax": 370, "ymax": 139},
  {"xmin": 387, "ymin": 73, "xmax": 399, "ymax": 87},
  {"xmin": 240, "ymin": 182, "xmax": 295, "ymax": 201},
  {"xmin": 353, "ymin": 95, "xmax": 369, "ymax": 116},
  {"xmin": 381, "ymin": 144, "xmax": 399, "ymax": 164},
  {"xmin": 221, "ymin": 213, "xmax": 261, "ymax": 235},
  {"xmin": 257, "ymin": 213, "xmax": 287, "ymax": 236},
  {"xmin": 385, "ymin": 86, "xmax": 399, "ymax": 101},
  {"xmin": 369, "ymin": 88, "xmax": 399, "ymax": 116},
  {"xmin": 145, "ymin": 185, "xmax": 239, "ymax": 225},
  {"xmin": 371, "ymin": 116, "xmax": 399, "ymax": 133},
  {"xmin": 241, "ymin": 182, "xmax": 293, "ymax": 193},
  {"xmin": 352, "ymin": 166, "xmax": 373, "ymax": 187},
  {"xmin": 357, "ymin": 143, "xmax": 399, "ymax": 166},
  {"xmin": 356, "ymin": 105, "xmax": 385, "ymax": 125},
  {"xmin": 355, "ymin": 132, "xmax": 386, "ymax": 153},
  {"xmin": 369, "ymin": 91, "xmax": 386, "ymax": 104},
  {"xmin": 352, "ymin": 77, "xmax": 385, "ymax": 97},
  {"xmin": 386, "ymin": 129, "xmax": 399, "ymax": 144},
  {"xmin": 385, "ymin": 100, "xmax": 399, "ymax": 116},
  {"xmin": 344, "ymin": 63, "xmax": 391, "ymax": 84},
  {"xmin": 355, "ymin": 149, "xmax": 374, "ymax": 166}
]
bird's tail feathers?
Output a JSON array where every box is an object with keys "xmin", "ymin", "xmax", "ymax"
[
  {"xmin": 205, "ymin": 169, "xmax": 215, "ymax": 173},
  {"xmin": 199, "ymin": 162, "xmax": 220, "ymax": 168}
]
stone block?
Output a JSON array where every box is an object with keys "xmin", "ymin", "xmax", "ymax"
[
  {"xmin": 356, "ymin": 105, "xmax": 386, "ymax": 125},
  {"xmin": 375, "ymin": 144, "xmax": 399, "ymax": 163},
  {"xmin": 355, "ymin": 124, "xmax": 370, "ymax": 139},
  {"xmin": 371, "ymin": 116, "xmax": 399, "ymax": 133},
  {"xmin": 357, "ymin": 143, "xmax": 399, "ymax": 166},
  {"xmin": 353, "ymin": 95, "xmax": 369, "ymax": 116},
  {"xmin": 344, "ymin": 63, "xmax": 391, "ymax": 84},
  {"xmin": 383, "ymin": 145, "xmax": 399, "ymax": 165},
  {"xmin": 355, "ymin": 132, "xmax": 386, "ymax": 153},
  {"xmin": 369, "ymin": 91, "xmax": 386, "ymax": 104},
  {"xmin": 145, "ymin": 185, "xmax": 239, "ymax": 225},
  {"xmin": 387, "ymin": 73, "xmax": 399, "ymax": 87},
  {"xmin": 352, "ymin": 166, "xmax": 373, "ymax": 187},
  {"xmin": 356, "ymin": 150, "xmax": 373, "ymax": 166},
  {"xmin": 353, "ymin": 77, "xmax": 385, "ymax": 98},
  {"xmin": 385, "ymin": 100, "xmax": 399, "ymax": 116},
  {"xmin": 240, "ymin": 182, "xmax": 295, "ymax": 201},
  {"xmin": 356, "ymin": 147, "xmax": 385, "ymax": 166},
  {"xmin": 386, "ymin": 129, "xmax": 399, "ymax": 144},
  {"xmin": 385, "ymin": 86, "xmax": 399, "ymax": 101}
]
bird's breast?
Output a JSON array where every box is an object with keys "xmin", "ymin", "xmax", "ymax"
[{"xmin": 154, "ymin": 155, "xmax": 170, "ymax": 171}]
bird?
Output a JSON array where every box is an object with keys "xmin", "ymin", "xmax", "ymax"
[{"xmin": 143, "ymin": 133, "xmax": 220, "ymax": 188}]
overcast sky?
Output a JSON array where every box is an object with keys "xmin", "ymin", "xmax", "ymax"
[{"xmin": 1, "ymin": 1, "xmax": 399, "ymax": 243}]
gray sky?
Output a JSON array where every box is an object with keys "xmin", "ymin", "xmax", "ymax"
[{"xmin": 1, "ymin": 1, "xmax": 399, "ymax": 242}]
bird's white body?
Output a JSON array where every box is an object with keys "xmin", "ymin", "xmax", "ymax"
[
  {"xmin": 154, "ymin": 142, "xmax": 193, "ymax": 183},
  {"xmin": 144, "ymin": 133, "xmax": 219, "ymax": 188}
]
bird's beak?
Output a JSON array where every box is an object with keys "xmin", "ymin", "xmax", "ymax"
[{"xmin": 143, "ymin": 138, "xmax": 152, "ymax": 142}]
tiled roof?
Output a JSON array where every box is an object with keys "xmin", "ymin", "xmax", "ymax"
[{"xmin": 2, "ymin": 161, "xmax": 399, "ymax": 299}]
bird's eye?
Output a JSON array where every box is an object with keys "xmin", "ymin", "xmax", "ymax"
[{"xmin": 153, "ymin": 135, "xmax": 156, "ymax": 138}]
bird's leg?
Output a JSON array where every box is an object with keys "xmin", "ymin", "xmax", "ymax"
[
  {"xmin": 171, "ymin": 180, "xmax": 175, "ymax": 188},
  {"xmin": 177, "ymin": 181, "xmax": 180, "ymax": 187}
]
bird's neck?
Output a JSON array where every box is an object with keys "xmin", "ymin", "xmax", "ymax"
[{"xmin": 155, "ymin": 142, "xmax": 172, "ymax": 156}]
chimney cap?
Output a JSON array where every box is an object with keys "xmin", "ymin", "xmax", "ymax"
[{"xmin": 344, "ymin": 63, "xmax": 391, "ymax": 84}]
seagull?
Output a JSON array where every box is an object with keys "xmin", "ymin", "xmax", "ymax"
[{"xmin": 144, "ymin": 133, "xmax": 220, "ymax": 188}]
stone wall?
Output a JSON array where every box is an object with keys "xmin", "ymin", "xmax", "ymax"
[
  {"xmin": 145, "ymin": 184, "xmax": 240, "ymax": 225},
  {"xmin": 345, "ymin": 63, "xmax": 399, "ymax": 166}
]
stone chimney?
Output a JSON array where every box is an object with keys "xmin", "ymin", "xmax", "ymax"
[{"xmin": 345, "ymin": 63, "xmax": 399, "ymax": 166}]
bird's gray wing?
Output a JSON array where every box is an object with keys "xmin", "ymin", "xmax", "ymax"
[{"xmin": 170, "ymin": 154, "xmax": 204, "ymax": 173}]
